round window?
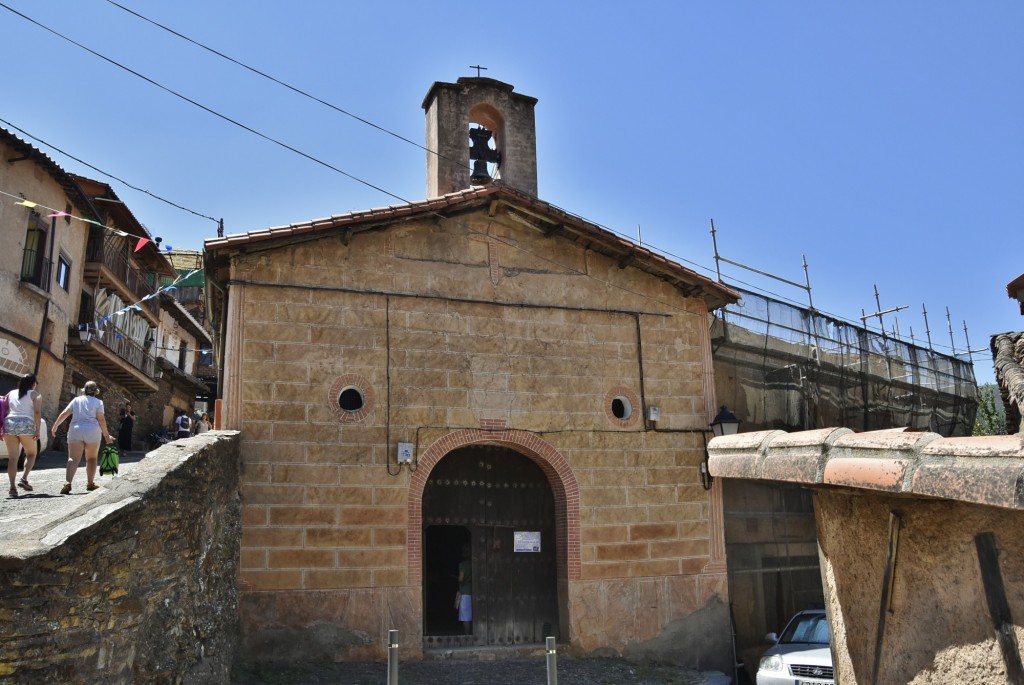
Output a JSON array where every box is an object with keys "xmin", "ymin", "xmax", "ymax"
[
  {"xmin": 329, "ymin": 374, "xmax": 375, "ymax": 423},
  {"xmin": 338, "ymin": 386, "xmax": 365, "ymax": 412},
  {"xmin": 604, "ymin": 386, "xmax": 641, "ymax": 427},
  {"xmin": 611, "ymin": 395, "xmax": 632, "ymax": 420}
]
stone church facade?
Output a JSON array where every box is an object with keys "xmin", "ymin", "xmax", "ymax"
[{"xmin": 205, "ymin": 77, "xmax": 739, "ymax": 668}]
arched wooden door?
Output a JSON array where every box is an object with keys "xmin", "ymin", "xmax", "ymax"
[{"xmin": 422, "ymin": 445, "xmax": 559, "ymax": 647}]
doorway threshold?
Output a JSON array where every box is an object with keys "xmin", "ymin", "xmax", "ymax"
[{"xmin": 423, "ymin": 642, "xmax": 550, "ymax": 661}]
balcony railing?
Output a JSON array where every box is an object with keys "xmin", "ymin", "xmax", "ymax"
[
  {"xmin": 86, "ymin": 236, "xmax": 159, "ymax": 317},
  {"xmin": 20, "ymin": 256, "xmax": 52, "ymax": 290},
  {"xmin": 79, "ymin": 323, "xmax": 157, "ymax": 378}
]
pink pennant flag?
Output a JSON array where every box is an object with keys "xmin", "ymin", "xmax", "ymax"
[
  {"xmin": 134, "ymin": 237, "xmax": 151, "ymax": 253},
  {"xmin": 47, "ymin": 212, "xmax": 70, "ymax": 218}
]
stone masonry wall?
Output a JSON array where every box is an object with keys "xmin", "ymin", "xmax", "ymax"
[
  {"xmin": 709, "ymin": 429, "xmax": 1024, "ymax": 683},
  {"xmin": 0, "ymin": 432, "xmax": 241, "ymax": 684},
  {"xmin": 817, "ymin": 490, "xmax": 1024, "ymax": 685},
  {"xmin": 227, "ymin": 208, "xmax": 732, "ymax": 670}
]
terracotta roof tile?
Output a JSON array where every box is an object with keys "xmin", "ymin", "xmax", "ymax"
[{"xmin": 708, "ymin": 427, "xmax": 1024, "ymax": 510}]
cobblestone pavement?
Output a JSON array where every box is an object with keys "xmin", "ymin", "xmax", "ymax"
[{"xmin": 231, "ymin": 656, "xmax": 720, "ymax": 685}]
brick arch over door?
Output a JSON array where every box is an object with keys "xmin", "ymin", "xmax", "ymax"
[{"xmin": 407, "ymin": 429, "xmax": 581, "ymax": 585}]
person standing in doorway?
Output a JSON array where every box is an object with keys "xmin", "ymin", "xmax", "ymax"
[
  {"xmin": 117, "ymin": 401, "xmax": 136, "ymax": 451},
  {"xmin": 51, "ymin": 380, "xmax": 114, "ymax": 494},
  {"xmin": 3, "ymin": 373, "xmax": 42, "ymax": 498},
  {"xmin": 457, "ymin": 544, "xmax": 473, "ymax": 635}
]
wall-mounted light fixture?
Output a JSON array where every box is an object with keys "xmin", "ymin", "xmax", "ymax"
[
  {"xmin": 710, "ymin": 406, "xmax": 741, "ymax": 438},
  {"xmin": 78, "ymin": 326, "xmax": 92, "ymax": 344},
  {"xmin": 701, "ymin": 406, "xmax": 741, "ymax": 490}
]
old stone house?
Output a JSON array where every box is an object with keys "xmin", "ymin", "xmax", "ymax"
[
  {"xmin": 151, "ymin": 292, "xmax": 211, "ymax": 437},
  {"xmin": 205, "ymin": 77, "xmax": 739, "ymax": 667},
  {"xmin": 63, "ymin": 175, "xmax": 203, "ymax": 448},
  {"xmin": 0, "ymin": 128, "xmax": 97, "ymax": 415},
  {"xmin": 0, "ymin": 128, "xmax": 190, "ymax": 450},
  {"xmin": 166, "ymin": 248, "xmax": 218, "ymax": 415}
]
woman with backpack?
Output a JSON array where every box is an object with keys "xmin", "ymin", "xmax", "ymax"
[
  {"xmin": 51, "ymin": 380, "xmax": 114, "ymax": 494},
  {"xmin": 2, "ymin": 373, "xmax": 42, "ymax": 498}
]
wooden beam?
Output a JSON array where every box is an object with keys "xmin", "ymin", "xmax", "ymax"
[{"xmin": 976, "ymin": 532, "xmax": 1024, "ymax": 685}]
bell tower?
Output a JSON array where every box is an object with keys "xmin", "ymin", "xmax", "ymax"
[{"xmin": 423, "ymin": 76, "xmax": 539, "ymax": 197}]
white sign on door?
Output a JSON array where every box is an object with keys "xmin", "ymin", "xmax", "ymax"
[{"xmin": 514, "ymin": 531, "xmax": 541, "ymax": 553}]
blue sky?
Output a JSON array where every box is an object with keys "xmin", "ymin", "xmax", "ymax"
[{"xmin": 2, "ymin": 1, "xmax": 1021, "ymax": 384}]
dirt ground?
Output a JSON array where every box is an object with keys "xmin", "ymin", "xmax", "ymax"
[{"xmin": 230, "ymin": 655, "xmax": 721, "ymax": 685}]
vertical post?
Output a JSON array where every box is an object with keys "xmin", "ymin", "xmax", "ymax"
[
  {"xmin": 922, "ymin": 304, "xmax": 934, "ymax": 350},
  {"xmin": 802, "ymin": 254, "xmax": 814, "ymax": 311},
  {"xmin": 546, "ymin": 636, "xmax": 558, "ymax": 685},
  {"xmin": 871, "ymin": 512, "xmax": 901, "ymax": 685},
  {"xmin": 873, "ymin": 285, "xmax": 886, "ymax": 335},
  {"xmin": 946, "ymin": 307, "xmax": 957, "ymax": 355},
  {"xmin": 710, "ymin": 218, "xmax": 722, "ymax": 283},
  {"xmin": 975, "ymin": 532, "xmax": 1024, "ymax": 685},
  {"xmin": 387, "ymin": 629, "xmax": 399, "ymax": 685}
]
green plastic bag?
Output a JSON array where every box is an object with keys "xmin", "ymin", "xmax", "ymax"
[{"xmin": 99, "ymin": 444, "xmax": 120, "ymax": 476}]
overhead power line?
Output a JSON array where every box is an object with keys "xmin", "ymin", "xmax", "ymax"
[
  {"xmin": 0, "ymin": 4, "xmax": 707, "ymax": 320},
  {"xmin": 25, "ymin": 2, "xmax": 721, "ymax": 279},
  {"xmin": 0, "ymin": 117, "xmax": 218, "ymax": 224},
  {"xmin": 0, "ymin": 4, "xmax": 976, "ymax": 362},
  {"xmin": 104, "ymin": 0, "xmax": 467, "ymax": 173},
  {"xmin": 0, "ymin": 1, "xmax": 412, "ymax": 208}
]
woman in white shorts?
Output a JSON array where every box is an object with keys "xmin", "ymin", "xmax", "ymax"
[
  {"xmin": 50, "ymin": 380, "xmax": 114, "ymax": 494},
  {"xmin": 2, "ymin": 373, "xmax": 42, "ymax": 498}
]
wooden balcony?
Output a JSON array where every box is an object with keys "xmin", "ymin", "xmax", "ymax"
[
  {"xmin": 83, "ymin": 236, "xmax": 161, "ymax": 326},
  {"xmin": 69, "ymin": 325, "xmax": 159, "ymax": 394}
]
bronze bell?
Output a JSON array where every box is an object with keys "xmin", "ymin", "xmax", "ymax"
[
  {"xmin": 470, "ymin": 159, "xmax": 492, "ymax": 185},
  {"xmin": 468, "ymin": 125, "xmax": 500, "ymax": 186}
]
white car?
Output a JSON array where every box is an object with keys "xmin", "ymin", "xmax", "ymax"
[
  {"xmin": 0, "ymin": 419, "xmax": 49, "ymax": 458},
  {"xmin": 756, "ymin": 609, "xmax": 834, "ymax": 685}
]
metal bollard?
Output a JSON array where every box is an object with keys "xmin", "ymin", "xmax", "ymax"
[
  {"xmin": 388, "ymin": 629, "xmax": 399, "ymax": 685},
  {"xmin": 545, "ymin": 636, "xmax": 557, "ymax": 685}
]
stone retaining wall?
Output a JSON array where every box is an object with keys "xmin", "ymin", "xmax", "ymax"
[
  {"xmin": 709, "ymin": 428, "xmax": 1024, "ymax": 684},
  {"xmin": 0, "ymin": 432, "xmax": 241, "ymax": 684}
]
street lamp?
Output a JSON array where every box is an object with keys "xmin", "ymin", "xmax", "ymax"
[
  {"xmin": 702, "ymin": 406, "xmax": 741, "ymax": 490},
  {"xmin": 78, "ymin": 326, "xmax": 92, "ymax": 344},
  {"xmin": 710, "ymin": 406, "xmax": 741, "ymax": 437}
]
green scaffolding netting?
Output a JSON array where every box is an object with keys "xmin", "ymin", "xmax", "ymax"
[{"xmin": 712, "ymin": 288, "xmax": 978, "ymax": 437}]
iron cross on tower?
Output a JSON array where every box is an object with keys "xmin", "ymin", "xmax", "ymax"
[{"xmin": 470, "ymin": 65, "xmax": 487, "ymax": 77}]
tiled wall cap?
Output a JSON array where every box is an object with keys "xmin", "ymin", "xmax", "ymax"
[
  {"xmin": 831, "ymin": 428, "xmax": 941, "ymax": 455},
  {"xmin": 910, "ymin": 459, "xmax": 1024, "ymax": 510},
  {"xmin": 767, "ymin": 427, "xmax": 854, "ymax": 453},
  {"xmin": 707, "ymin": 430, "xmax": 785, "ymax": 453},
  {"xmin": 921, "ymin": 434, "xmax": 1024, "ymax": 459},
  {"xmin": 712, "ymin": 426, "xmax": 1024, "ymax": 506},
  {"xmin": 707, "ymin": 430, "xmax": 786, "ymax": 481},
  {"xmin": 759, "ymin": 428, "xmax": 854, "ymax": 485},
  {"xmin": 823, "ymin": 457, "xmax": 910, "ymax": 492}
]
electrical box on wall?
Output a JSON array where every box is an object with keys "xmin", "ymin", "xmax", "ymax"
[
  {"xmin": 397, "ymin": 442, "xmax": 414, "ymax": 464},
  {"xmin": 648, "ymin": 406, "xmax": 661, "ymax": 422}
]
